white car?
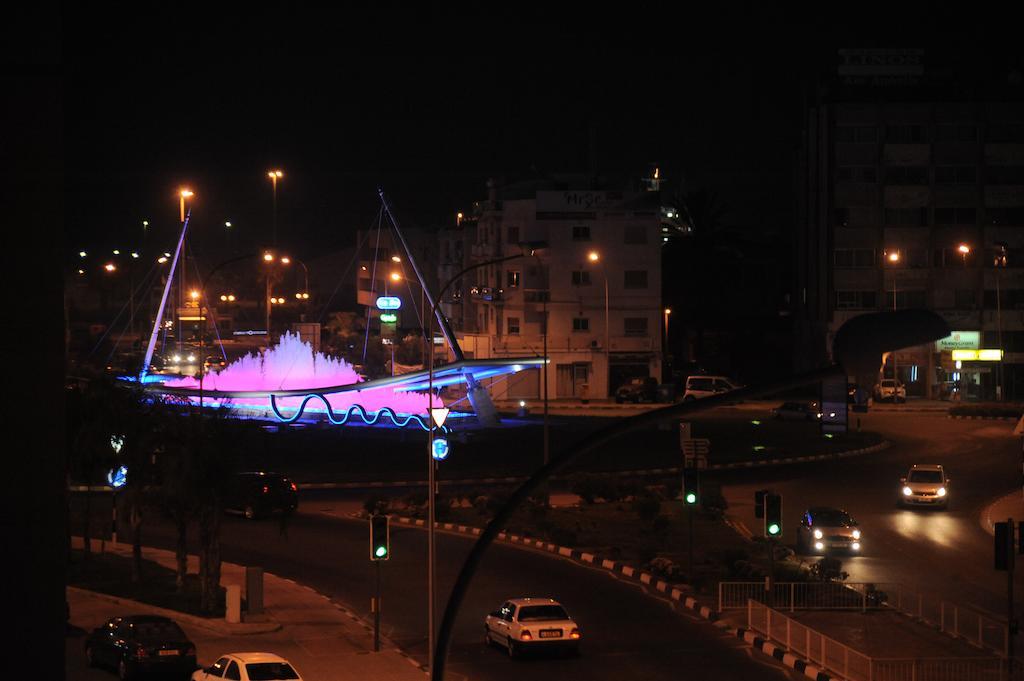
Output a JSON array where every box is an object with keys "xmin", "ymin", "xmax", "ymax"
[
  {"xmin": 682, "ymin": 375, "xmax": 741, "ymax": 402},
  {"xmin": 192, "ymin": 653, "xmax": 302, "ymax": 681},
  {"xmin": 484, "ymin": 598, "xmax": 581, "ymax": 657},
  {"xmin": 874, "ymin": 379, "xmax": 906, "ymax": 403},
  {"xmin": 900, "ymin": 464, "xmax": 949, "ymax": 508}
]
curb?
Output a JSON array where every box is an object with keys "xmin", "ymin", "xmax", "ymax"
[
  {"xmin": 947, "ymin": 415, "xmax": 1020, "ymax": 421},
  {"xmin": 980, "ymin": 489, "xmax": 1024, "ymax": 536},
  {"xmin": 298, "ymin": 441, "xmax": 891, "ymax": 491},
  {"xmin": 66, "ymin": 585, "xmax": 282, "ymax": 636},
  {"xmin": 730, "ymin": 626, "xmax": 833, "ymax": 680}
]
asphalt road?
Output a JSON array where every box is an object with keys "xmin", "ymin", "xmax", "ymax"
[
  {"xmin": 139, "ymin": 510, "xmax": 800, "ymax": 681},
  {"xmin": 718, "ymin": 411, "xmax": 1024, "ymax": 622}
]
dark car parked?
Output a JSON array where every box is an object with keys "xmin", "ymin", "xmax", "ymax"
[
  {"xmin": 85, "ymin": 615, "xmax": 196, "ymax": 680},
  {"xmin": 614, "ymin": 376, "xmax": 658, "ymax": 403},
  {"xmin": 225, "ymin": 471, "xmax": 299, "ymax": 520}
]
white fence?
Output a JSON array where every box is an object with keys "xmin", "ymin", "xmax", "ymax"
[
  {"xmin": 747, "ymin": 600, "xmax": 1008, "ymax": 681},
  {"xmin": 721, "ymin": 581, "xmax": 1009, "ymax": 656}
]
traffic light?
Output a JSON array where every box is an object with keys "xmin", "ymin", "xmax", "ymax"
[
  {"xmin": 682, "ymin": 471, "xmax": 699, "ymax": 505},
  {"xmin": 370, "ymin": 514, "xmax": 390, "ymax": 561},
  {"xmin": 995, "ymin": 520, "xmax": 1014, "ymax": 571},
  {"xmin": 754, "ymin": 489, "xmax": 768, "ymax": 519},
  {"xmin": 764, "ymin": 493, "xmax": 783, "ymax": 538}
]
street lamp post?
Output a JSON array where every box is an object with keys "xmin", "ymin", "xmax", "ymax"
[
  {"xmin": 268, "ymin": 170, "xmax": 283, "ymax": 247},
  {"xmin": 178, "ymin": 189, "xmax": 193, "ymax": 354},
  {"xmin": 425, "ymin": 251, "xmax": 527, "ymax": 677},
  {"xmin": 995, "ymin": 242, "xmax": 1008, "ymax": 401},
  {"xmin": 587, "ymin": 251, "xmax": 609, "ymax": 397},
  {"xmin": 663, "ymin": 308, "xmax": 672, "ymax": 378},
  {"xmin": 887, "ymin": 250, "xmax": 900, "ymax": 385}
]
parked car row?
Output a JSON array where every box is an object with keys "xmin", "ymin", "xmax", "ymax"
[{"xmin": 84, "ymin": 615, "xmax": 304, "ymax": 680}]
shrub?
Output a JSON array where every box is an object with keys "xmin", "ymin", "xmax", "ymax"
[
  {"xmin": 485, "ymin": 490, "xmax": 511, "ymax": 515},
  {"xmin": 363, "ymin": 494, "xmax": 390, "ymax": 516},
  {"xmin": 472, "ymin": 495, "xmax": 490, "ymax": 516},
  {"xmin": 549, "ymin": 527, "xmax": 578, "ymax": 547},
  {"xmin": 632, "ymin": 494, "xmax": 662, "ymax": 524},
  {"xmin": 809, "ymin": 557, "xmax": 848, "ymax": 582}
]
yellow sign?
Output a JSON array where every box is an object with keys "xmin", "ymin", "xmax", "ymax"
[{"xmin": 951, "ymin": 349, "xmax": 1003, "ymax": 361}]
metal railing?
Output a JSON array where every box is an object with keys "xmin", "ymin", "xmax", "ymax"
[
  {"xmin": 747, "ymin": 600, "xmax": 1008, "ymax": 681},
  {"xmin": 720, "ymin": 581, "xmax": 1009, "ymax": 657}
]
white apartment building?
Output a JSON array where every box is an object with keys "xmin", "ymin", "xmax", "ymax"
[{"xmin": 442, "ymin": 179, "xmax": 667, "ymax": 400}]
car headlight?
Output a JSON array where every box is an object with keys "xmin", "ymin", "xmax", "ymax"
[
  {"xmin": 813, "ymin": 529, "xmax": 823, "ymax": 539},
  {"xmin": 852, "ymin": 542, "xmax": 861, "ymax": 551},
  {"xmin": 852, "ymin": 529, "xmax": 861, "ymax": 539},
  {"xmin": 937, "ymin": 487, "xmax": 946, "ymax": 497},
  {"xmin": 814, "ymin": 541, "xmax": 824, "ymax": 550},
  {"xmin": 187, "ymin": 355, "xmax": 196, "ymax": 362},
  {"xmin": 902, "ymin": 486, "xmax": 913, "ymax": 496}
]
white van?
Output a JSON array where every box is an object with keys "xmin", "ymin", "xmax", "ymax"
[{"xmin": 682, "ymin": 375, "xmax": 741, "ymax": 401}]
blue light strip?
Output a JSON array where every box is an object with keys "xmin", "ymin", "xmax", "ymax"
[{"xmin": 269, "ymin": 394, "xmax": 448, "ymax": 432}]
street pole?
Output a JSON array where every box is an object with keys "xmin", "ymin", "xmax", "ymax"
[
  {"xmin": 1008, "ymin": 518, "xmax": 1016, "ymax": 672},
  {"xmin": 532, "ymin": 251, "xmax": 550, "ymax": 466},
  {"xmin": 604, "ymin": 272, "xmax": 609, "ymax": 398},
  {"xmin": 997, "ymin": 254, "xmax": 1005, "ymax": 401},
  {"xmin": 427, "ymin": 308, "xmax": 435, "ymax": 677},
  {"xmin": 892, "ymin": 276, "xmax": 898, "ymax": 387},
  {"xmin": 111, "ymin": 489, "xmax": 118, "ymax": 547},
  {"xmin": 374, "ymin": 560, "xmax": 381, "ymax": 652},
  {"xmin": 265, "ymin": 274, "xmax": 271, "ymax": 337}
]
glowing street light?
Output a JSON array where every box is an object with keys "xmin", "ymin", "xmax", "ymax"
[
  {"xmin": 958, "ymin": 243, "xmax": 971, "ymax": 266},
  {"xmin": 190, "ymin": 290, "xmax": 200, "ymax": 300},
  {"xmin": 391, "ymin": 255, "xmax": 401, "ymax": 263},
  {"xmin": 268, "ymin": 169, "xmax": 284, "ymax": 246},
  {"xmin": 588, "ymin": 250, "xmax": 600, "ymax": 263},
  {"xmin": 157, "ymin": 256, "xmax": 168, "ymax": 264},
  {"xmin": 263, "ymin": 252, "xmax": 275, "ymax": 262},
  {"xmin": 179, "ymin": 188, "xmax": 193, "ymax": 223},
  {"xmin": 104, "ymin": 263, "xmax": 116, "ymax": 272},
  {"xmin": 79, "ymin": 251, "xmax": 87, "ymax": 258},
  {"xmin": 390, "ymin": 271, "xmax": 402, "ymax": 282}
]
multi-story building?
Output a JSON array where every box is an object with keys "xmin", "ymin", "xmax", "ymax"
[
  {"xmin": 440, "ymin": 174, "xmax": 680, "ymax": 400},
  {"xmin": 796, "ymin": 48, "xmax": 1024, "ymax": 400},
  {"xmin": 355, "ymin": 226, "xmax": 438, "ymax": 338}
]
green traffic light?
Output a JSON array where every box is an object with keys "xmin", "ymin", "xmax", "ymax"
[
  {"xmin": 375, "ymin": 546, "xmax": 387, "ymax": 558},
  {"xmin": 685, "ymin": 492, "xmax": 697, "ymax": 504},
  {"xmin": 767, "ymin": 523, "xmax": 780, "ymax": 535}
]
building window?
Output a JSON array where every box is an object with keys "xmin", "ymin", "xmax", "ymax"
[
  {"xmin": 935, "ymin": 166, "xmax": 977, "ymax": 184},
  {"xmin": 835, "ymin": 205, "xmax": 875, "ymax": 228},
  {"xmin": 954, "ymin": 289, "xmax": 976, "ymax": 309},
  {"xmin": 571, "ymin": 270, "xmax": 592, "ymax": 286},
  {"xmin": 885, "ymin": 124, "xmax": 926, "ymax": 143},
  {"xmin": 623, "ymin": 270, "xmax": 648, "ymax": 289},
  {"xmin": 986, "ymin": 166, "xmax": 1024, "ymax": 185},
  {"xmin": 935, "ymin": 125, "xmax": 977, "ymax": 142},
  {"xmin": 934, "ymin": 206, "xmax": 976, "ymax": 225},
  {"xmin": 884, "ymin": 166, "xmax": 928, "ymax": 185},
  {"xmin": 624, "ymin": 317, "xmax": 648, "ymax": 336},
  {"xmin": 623, "ymin": 225, "xmax": 647, "ymax": 244},
  {"xmin": 524, "ymin": 290, "xmax": 550, "ymax": 303},
  {"xmin": 903, "ymin": 248, "xmax": 929, "ymax": 268},
  {"xmin": 934, "ymin": 248, "xmax": 976, "ymax": 268},
  {"xmin": 835, "ymin": 291, "xmax": 877, "ymax": 309},
  {"xmin": 572, "ymin": 225, "xmax": 591, "ymax": 241},
  {"xmin": 986, "ymin": 206, "xmax": 1024, "ymax": 226},
  {"xmin": 507, "ymin": 317, "xmax": 520, "ymax": 335},
  {"xmin": 572, "ymin": 318, "xmax": 590, "ymax": 332},
  {"xmin": 987, "ymin": 124, "xmax": 1024, "ymax": 143},
  {"xmin": 833, "ymin": 249, "xmax": 876, "ymax": 268},
  {"xmin": 884, "ymin": 207, "xmax": 928, "ymax": 226},
  {"xmin": 507, "ymin": 270, "xmax": 520, "ymax": 288},
  {"xmin": 887, "ymin": 290, "xmax": 928, "ymax": 309},
  {"xmin": 837, "ymin": 166, "xmax": 877, "ymax": 183},
  {"xmin": 835, "ymin": 125, "xmax": 877, "ymax": 143}
]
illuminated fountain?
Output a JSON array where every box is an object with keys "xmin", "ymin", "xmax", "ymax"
[{"xmin": 161, "ymin": 332, "xmax": 436, "ymax": 427}]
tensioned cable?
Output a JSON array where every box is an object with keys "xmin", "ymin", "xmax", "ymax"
[
  {"xmin": 362, "ymin": 207, "xmax": 385, "ymax": 363},
  {"xmin": 316, "ymin": 228, "xmax": 374, "ymax": 324}
]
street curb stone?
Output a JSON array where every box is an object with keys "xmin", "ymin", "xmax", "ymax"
[{"xmin": 298, "ymin": 441, "xmax": 891, "ymax": 491}]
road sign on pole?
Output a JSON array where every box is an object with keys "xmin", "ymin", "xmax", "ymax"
[{"xmin": 679, "ymin": 421, "xmax": 692, "ymax": 448}]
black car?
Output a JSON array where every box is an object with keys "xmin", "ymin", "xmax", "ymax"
[
  {"xmin": 614, "ymin": 376, "xmax": 658, "ymax": 403},
  {"xmin": 85, "ymin": 615, "xmax": 196, "ymax": 680},
  {"xmin": 225, "ymin": 471, "xmax": 299, "ymax": 519}
]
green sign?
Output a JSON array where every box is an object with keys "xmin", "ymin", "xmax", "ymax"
[
  {"xmin": 380, "ymin": 313, "xmax": 397, "ymax": 323},
  {"xmin": 935, "ymin": 331, "xmax": 980, "ymax": 351}
]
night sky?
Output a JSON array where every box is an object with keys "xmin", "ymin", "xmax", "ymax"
[{"xmin": 61, "ymin": 8, "xmax": 1015, "ymax": 263}]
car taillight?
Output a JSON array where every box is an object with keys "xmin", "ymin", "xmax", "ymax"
[
  {"xmin": 570, "ymin": 628, "xmax": 581, "ymax": 639},
  {"xmin": 520, "ymin": 630, "xmax": 532, "ymax": 640},
  {"xmin": 134, "ymin": 645, "xmax": 148, "ymax": 659},
  {"xmin": 290, "ymin": 482, "xmax": 297, "ymax": 492},
  {"xmin": 262, "ymin": 485, "xmax": 269, "ymax": 494}
]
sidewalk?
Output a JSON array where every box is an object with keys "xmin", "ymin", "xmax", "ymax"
[
  {"xmin": 67, "ymin": 539, "xmax": 426, "ymax": 681},
  {"xmin": 981, "ymin": 489, "xmax": 1024, "ymax": 535}
]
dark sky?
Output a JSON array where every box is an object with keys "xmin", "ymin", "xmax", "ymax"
[{"xmin": 62, "ymin": 7, "xmax": 1015, "ymax": 262}]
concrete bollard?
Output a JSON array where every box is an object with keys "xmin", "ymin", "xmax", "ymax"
[{"xmin": 226, "ymin": 584, "xmax": 241, "ymax": 624}]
